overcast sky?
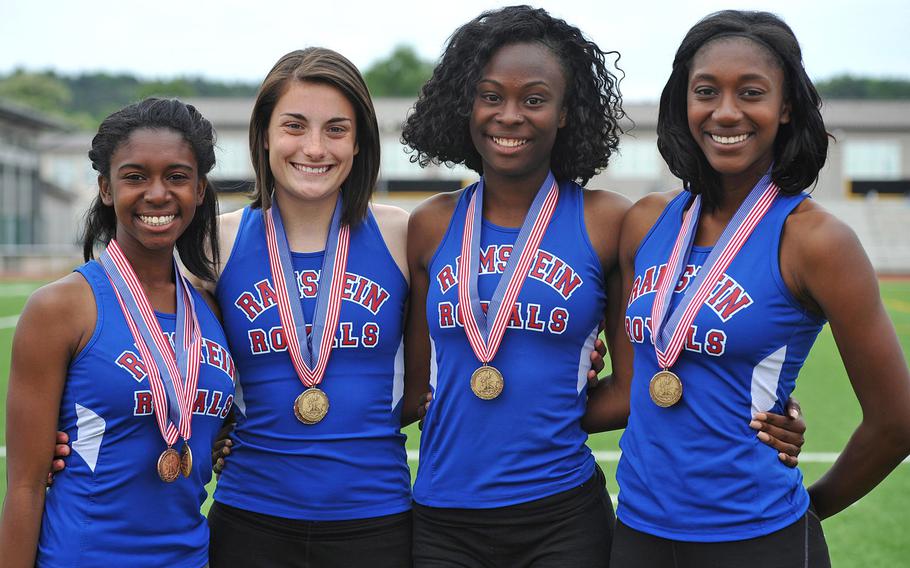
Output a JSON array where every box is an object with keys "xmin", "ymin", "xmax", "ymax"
[{"xmin": 3, "ymin": 0, "xmax": 908, "ymax": 102}]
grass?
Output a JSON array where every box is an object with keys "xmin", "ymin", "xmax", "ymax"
[{"xmin": 2, "ymin": 279, "xmax": 909, "ymax": 566}]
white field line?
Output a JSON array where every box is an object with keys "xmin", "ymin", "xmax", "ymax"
[
  {"xmin": 0, "ymin": 447, "xmax": 905, "ymax": 464},
  {"xmin": 0, "ymin": 315, "xmax": 20, "ymax": 329},
  {"xmin": 405, "ymin": 449, "xmax": 906, "ymax": 464}
]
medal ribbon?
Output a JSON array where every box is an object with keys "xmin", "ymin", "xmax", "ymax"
[
  {"xmin": 263, "ymin": 194, "xmax": 350, "ymax": 387},
  {"xmin": 458, "ymin": 172, "xmax": 559, "ymax": 364},
  {"xmin": 100, "ymin": 240, "xmax": 202, "ymax": 447},
  {"xmin": 650, "ymin": 173, "xmax": 779, "ymax": 370}
]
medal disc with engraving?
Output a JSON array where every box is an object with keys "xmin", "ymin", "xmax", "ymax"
[
  {"xmin": 294, "ymin": 387, "xmax": 330, "ymax": 424},
  {"xmin": 649, "ymin": 370, "xmax": 683, "ymax": 407},
  {"xmin": 157, "ymin": 447, "xmax": 181, "ymax": 482},
  {"xmin": 180, "ymin": 443, "xmax": 193, "ymax": 478},
  {"xmin": 471, "ymin": 366, "xmax": 504, "ymax": 400}
]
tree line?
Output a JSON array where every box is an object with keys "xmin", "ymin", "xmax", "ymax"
[{"xmin": 0, "ymin": 45, "xmax": 907, "ymax": 130}]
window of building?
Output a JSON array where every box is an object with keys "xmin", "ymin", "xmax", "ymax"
[
  {"xmin": 609, "ymin": 138, "xmax": 660, "ymax": 179},
  {"xmin": 843, "ymin": 140, "xmax": 901, "ymax": 180}
]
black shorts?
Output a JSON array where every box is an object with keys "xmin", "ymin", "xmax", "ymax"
[
  {"xmin": 208, "ymin": 501, "xmax": 412, "ymax": 568},
  {"xmin": 610, "ymin": 508, "xmax": 830, "ymax": 568},
  {"xmin": 413, "ymin": 465, "xmax": 615, "ymax": 568}
]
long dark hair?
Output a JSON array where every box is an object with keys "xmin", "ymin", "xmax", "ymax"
[
  {"xmin": 248, "ymin": 47, "xmax": 379, "ymax": 226},
  {"xmin": 401, "ymin": 4, "xmax": 624, "ymax": 186},
  {"xmin": 657, "ymin": 10, "xmax": 829, "ymax": 206},
  {"xmin": 83, "ymin": 97, "xmax": 219, "ymax": 281}
]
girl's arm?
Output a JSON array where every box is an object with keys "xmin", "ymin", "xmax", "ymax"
[
  {"xmin": 401, "ymin": 193, "xmax": 459, "ymax": 426},
  {"xmin": 783, "ymin": 201, "xmax": 910, "ymax": 519},
  {"xmin": 0, "ymin": 274, "xmax": 94, "ymax": 567}
]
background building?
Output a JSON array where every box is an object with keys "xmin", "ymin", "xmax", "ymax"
[{"xmin": 21, "ymin": 97, "xmax": 910, "ymax": 275}]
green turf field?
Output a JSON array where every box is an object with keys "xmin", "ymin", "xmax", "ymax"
[{"xmin": 1, "ymin": 279, "xmax": 908, "ymax": 566}]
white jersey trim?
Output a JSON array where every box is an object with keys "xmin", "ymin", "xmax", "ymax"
[
  {"xmin": 73, "ymin": 403, "xmax": 106, "ymax": 472},
  {"xmin": 751, "ymin": 344, "xmax": 787, "ymax": 416}
]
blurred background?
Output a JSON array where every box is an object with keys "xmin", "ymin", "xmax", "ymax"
[{"xmin": 1, "ymin": 0, "xmax": 909, "ymax": 277}]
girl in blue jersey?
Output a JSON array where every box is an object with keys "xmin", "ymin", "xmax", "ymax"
[
  {"xmin": 47, "ymin": 49, "xmax": 412, "ymax": 566},
  {"xmin": 603, "ymin": 10, "xmax": 910, "ymax": 567},
  {"xmin": 197, "ymin": 48, "xmax": 412, "ymax": 568},
  {"xmin": 401, "ymin": 7, "xmax": 805, "ymax": 567},
  {"xmin": 0, "ymin": 98, "xmax": 234, "ymax": 567}
]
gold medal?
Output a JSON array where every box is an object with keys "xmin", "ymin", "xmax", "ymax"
[
  {"xmin": 157, "ymin": 447, "xmax": 181, "ymax": 482},
  {"xmin": 649, "ymin": 369, "xmax": 683, "ymax": 407},
  {"xmin": 294, "ymin": 387, "xmax": 330, "ymax": 424},
  {"xmin": 471, "ymin": 365, "xmax": 504, "ymax": 400},
  {"xmin": 180, "ymin": 442, "xmax": 193, "ymax": 478}
]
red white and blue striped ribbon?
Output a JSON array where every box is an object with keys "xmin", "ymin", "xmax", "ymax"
[
  {"xmin": 458, "ymin": 172, "xmax": 559, "ymax": 364},
  {"xmin": 99, "ymin": 239, "xmax": 201, "ymax": 447},
  {"xmin": 651, "ymin": 173, "xmax": 779, "ymax": 370},
  {"xmin": 264, "ymin": 194, "xmax": 349, "ymax": 386}
]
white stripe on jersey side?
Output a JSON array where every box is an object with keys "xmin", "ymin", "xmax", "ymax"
[
  {"xmin": 232, "ymin": 373, "xmax": 247, "ymax": 418},
  {"xmin": 429, "ymin": 337, "xmax": 438, "ymax": 392},
  {"xmin": 73, "ymin": 403, "xmax": 106, "ymax": 473},
  {"xmin": 577, "ymin": 325, "xmax": 599, "ymax": 394},
  {"xmin": 391, "ymin": 339, "xmax": 404, "ymax": 410},
  {"xmin": 751, "ymin": 345, "xmax": 787, "ymax": 416}
]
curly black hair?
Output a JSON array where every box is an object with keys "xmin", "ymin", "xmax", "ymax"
[
  {"xmin": 83, "ymin": 97, "xmax": 220, "ymax": 281},
  {"xmin": 401, "ymin": 5, "xmax": 624, "ymax": 186},
  {"xmin": 657, "ymin": 10, "xmax": 829, "ymax": 207}
]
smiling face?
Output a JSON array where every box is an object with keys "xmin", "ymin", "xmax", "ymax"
[
  {"xmin": 100, "ymin": 127, "xmax": 204, "ymax": 257},
  {"xmin": 265, "ymin": 81, "xmax": 358, "ymax": 205},
  {"xmin": 687, "ymin": 37, "xmax": 790, "ymax": 193},
  {"xmin": 469, "ymin": 42, "xmax": 567, "ymax": 185}
]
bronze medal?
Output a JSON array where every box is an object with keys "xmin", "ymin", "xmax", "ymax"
[
  {"xmin": 157, "ymin": 447, "xmax": 181, "ymax": 482},
  {"xmin": 471, "ymin": 365, "xmax": 504, "ymax": 400},
  {"xmin": 294, "ymin": 387, "xmax": 330, "ymax": 424},
  {"xmin": 649, "ymin": 369, "xmax": 683, "ymax": 407},
  {"xmin": 180, "ymin": 443, "xmax": 193, "ymax": 478}
]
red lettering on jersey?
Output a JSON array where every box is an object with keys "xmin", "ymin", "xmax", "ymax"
[
  {"xmin": 438, "ymin": 302, "xmax": 455, "ymax": 328},
  {"xmin": 707, "ymin": 276, "xmax": 734, "ymax": 305},
  {"xmin": 529, "ymin": 251, "xmax": 551, "ymax": 280},
  {"xmin": 339, "ymin": 322, "xmax": 359, "ymax": 347},
  {"xmin": 526, "ymin": 303, "xmax": 545, "ymax": 331},
  {"xmin": 437, "ymin": 265, "xmax": 457, "ymax": 293},
  {"xmin": 685, "ymin": 326, "xmax": 702, "ymax": 352},
  {"xmin": 497, "ymin": 245, "xmax": 512, "ymax": 272},
  {"xmin": 220, "ymin": 394, "xmax": 234, "ymax": 418},
  {"xmin": 255, "ymin": 280, "xmax": 278, "ymax": 308},
  {"xmin": 507, "ymin": 304, "xmax": 523, "ymax": 329},
  {"xmin": 712, "ymin": 285, "xmax": 753, "ymax": 321},
  {"xmin": 362, "ymin": 323, "xmax": 379, "ymax": 347},
  {"xmin": 134, "ymin": 391, "xmax": 153, "ymax": 415},
  {"xmin": 553, "ymin": 267, "xmax": 582, "ymax": 299},
  {"xmin": 249, "ymin": 329, "xmax": 269, "ymax": 354},
  {"xmin": 116, "ymin": 351, "xmax": 147, "ymax": 382},
  {"xmin": 207, "ymin": 391, "xmax": 223, "ymax": 416},
  {"xmin": 676, "ymin": 265, "xmax": 698, "ymax": 293},
  {"xmin": 631, "ymin": 316, "xmax": 644, "ymax": 342},
  {"xmin": 544, "ymin": 258, "xmax": 565, "ymax": 286},
  {"xmin": 363, "ymin": 283, "xmax": 390, "ymax": 314},
  {"xmin": 705, "ymin": 330, "xmax": 727, "ymax": 355},
  {"xmin": 341, "ymin": 273, "xmax": 358, "ymax": 301},
  {"xmin": 299, "ymin": 270, "xmax": 319, "ymax": 297},
  {"xmin": 234, "ymin": 292, "xmax": 263, "ymax": 322},
  {"xmin": 192, "ymin": 389, "xmax": 208, "ymax": 413},
  {"xmin": 479, "ymin": 245, "xmax": 497, "ymax": 273},
  {"xmin": 549, "ymin": 308, "xmax": 569, "ymax": 334},
  {"xmin": 269, "ymin": 327, "xmax": 287, "ymax": 351},
  {"xmin": 628, "ymin": 275, "xmax": 643, "ymax": 306},
  {"xmin": 641, "ymin": 266, "xmax": 658, "ymax": 296}
]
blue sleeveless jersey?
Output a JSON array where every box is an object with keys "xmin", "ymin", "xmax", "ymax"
[
  {"xmin": 416, "ymin": 180, "xmax": 605, "ymax": 508},
  {"xmin": 38, "ymin": 261, "xmax": 235, "ymax": 567},
  {"xmin": 618, "ymin": 191, "xmax": 825, "ymax": 541},
  {"xmin": 214, "ymin": 206, "xmax": 410, "ymax": 520}
]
